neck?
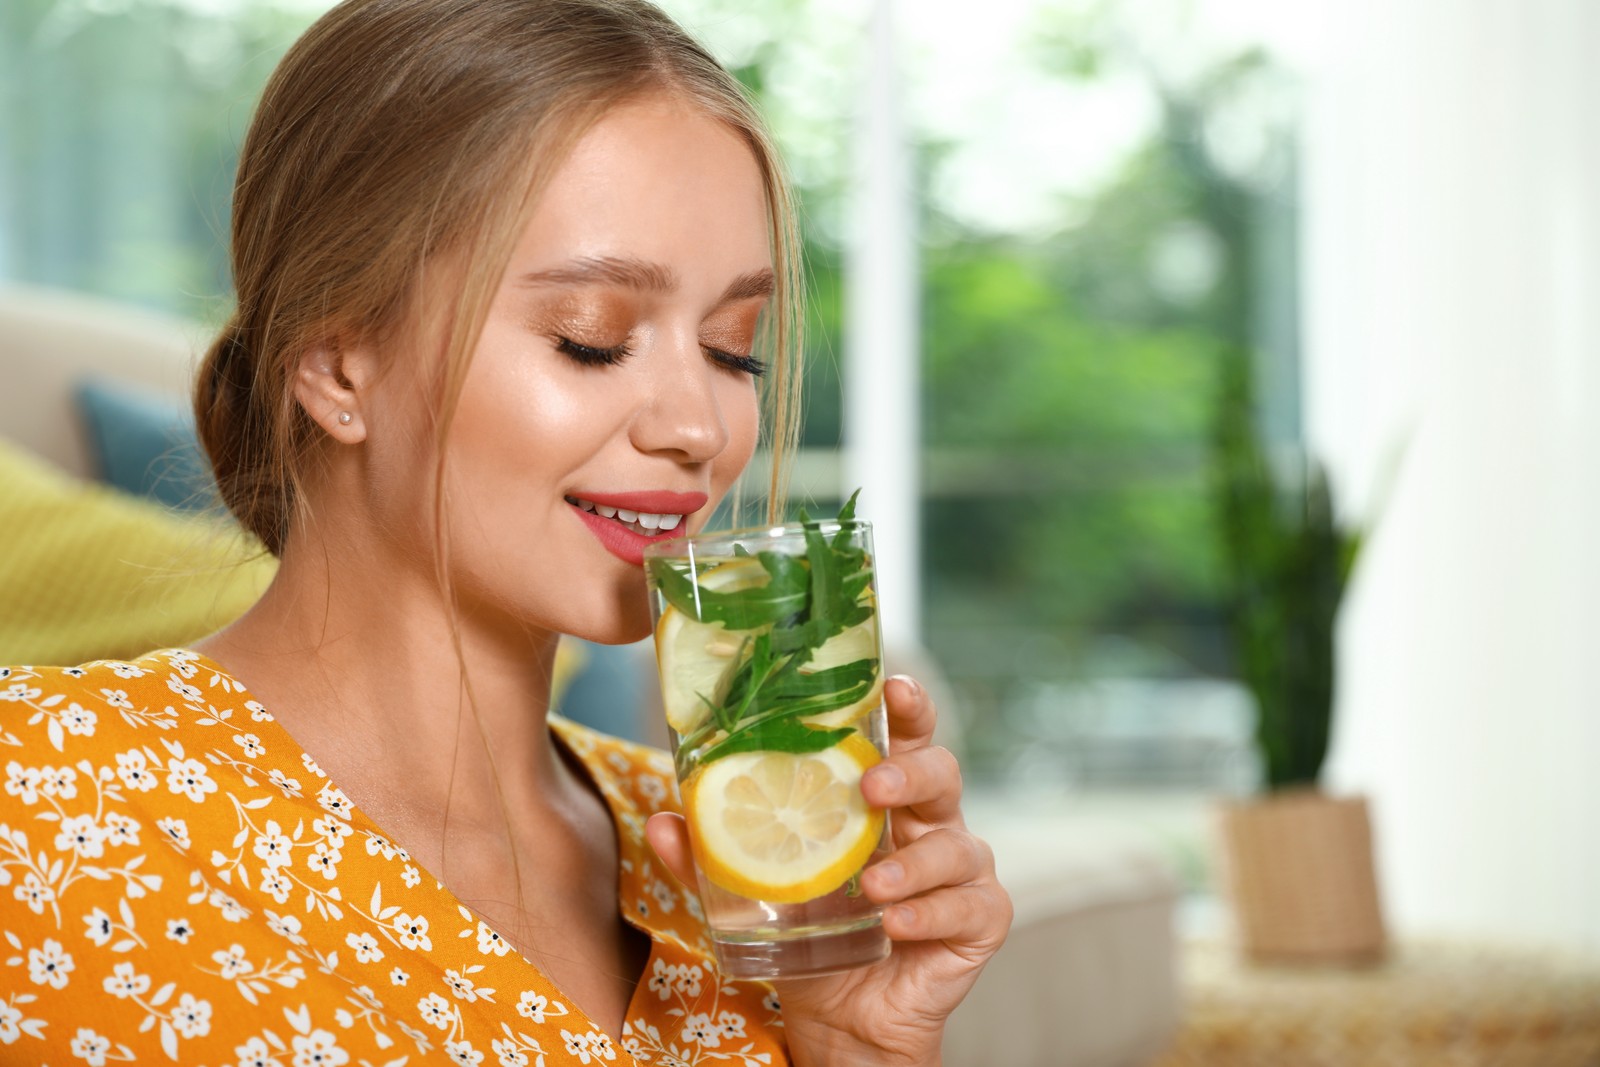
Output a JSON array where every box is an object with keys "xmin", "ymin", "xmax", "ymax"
[{"xmin": 195, "ymin": 521, "xmax": 571, "ymax": 836}]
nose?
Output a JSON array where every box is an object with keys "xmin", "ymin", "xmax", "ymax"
[{"xmin": 629, "ymin": 329, "xmax": 733, "ymax": 464}]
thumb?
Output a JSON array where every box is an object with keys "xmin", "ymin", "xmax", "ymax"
[{"xmin": 644, "ymin": 811, "xmax": 698, "ymax": 889}]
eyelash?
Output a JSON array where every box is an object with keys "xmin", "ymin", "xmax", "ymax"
[{"xmin": 554, "ymin": 337, "xmax": 766, "ymax": 377}]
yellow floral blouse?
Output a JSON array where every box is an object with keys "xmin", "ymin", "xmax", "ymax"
[{"xmin": 0, "ymin": 649, "xmax": 788, "ymax": 1066}]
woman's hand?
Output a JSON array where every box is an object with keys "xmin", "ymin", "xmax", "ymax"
[{"xmin": 645, "ymin": 674, "xmax": 1013, "ymax": 1067}]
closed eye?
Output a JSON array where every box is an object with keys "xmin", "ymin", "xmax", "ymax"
[
  {"xmin": 555, "ymin": 336, "xmax": 631, "ymax": 367},
  {"xmin": 708, "ymin": 348, "xmax": 766, "ymax": 377}
]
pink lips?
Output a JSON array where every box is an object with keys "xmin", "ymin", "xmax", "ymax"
[{"xmin": 568, "ymin": 489, "xmax": 709, "ymax": 567}]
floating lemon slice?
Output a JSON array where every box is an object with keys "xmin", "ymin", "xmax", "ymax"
[
  {"xmin": 797, "ymin": 592, "xmax": 884, "ymax": 729},
  {"xmin": 683, "ymin": 734, "xmax": 885, "ymax": 904},
  {"xmin": 654, "ymin": 558, "xmax": 769, "ymax": 735}
]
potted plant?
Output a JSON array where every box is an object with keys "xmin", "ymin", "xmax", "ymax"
[{"xmin": 1211, "ymin": 351, "xmax": 1386, "ymax": 965}]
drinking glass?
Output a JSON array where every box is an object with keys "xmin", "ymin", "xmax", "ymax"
[{"xmin": 643, "ymin": 518, "xmax": 892, "ymax": 979}]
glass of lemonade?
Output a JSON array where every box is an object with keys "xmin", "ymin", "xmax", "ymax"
[{"xmin": 642, "ymin": 501, "xmax": 892, "ymax": 980}]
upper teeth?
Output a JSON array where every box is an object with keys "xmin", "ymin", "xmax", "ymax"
[{"xmin": 569, "ymin": 497, "xmax": 683, "ymax": 532}]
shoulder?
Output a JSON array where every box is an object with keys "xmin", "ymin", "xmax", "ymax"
[{"xmin": 550, "ymin": 716, "xmax": 679, "ymax": 817}]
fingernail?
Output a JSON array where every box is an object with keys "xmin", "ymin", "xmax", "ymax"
[
  {"xmin": 890, "ymin": 904, "xmax": 916, "ymax": 928},
  {"xmin": 868, "ymin": 764, "xmax": 905, "ymax": 795},
  {"xmin": 871, "ymin": 861, "xmax": 903, "ymax": 888},
  {"xmin": 892, "ymin": 674, "xmax": 922, "ymax": 699}
]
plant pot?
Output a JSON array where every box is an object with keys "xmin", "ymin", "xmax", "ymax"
[{"xmin": 1215, "ymin": 790, "xmax": 1387, "ymax": 965}]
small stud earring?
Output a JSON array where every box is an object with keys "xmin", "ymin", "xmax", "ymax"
[{"xmin": 337, "ymin": 411, "xmax": 353, "ymax": 425}]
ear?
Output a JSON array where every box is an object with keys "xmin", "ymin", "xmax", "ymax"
[{"xmin": 293, "ymin": 341, "xmax": 377, "ymax": 443}]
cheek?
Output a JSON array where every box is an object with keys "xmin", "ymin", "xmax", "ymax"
[{"xmin": 715, "ymin": 381, "xmax": 762, "ymax": 489}]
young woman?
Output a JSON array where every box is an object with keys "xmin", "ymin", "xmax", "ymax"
[{"xmin": 0, "ymin": 1, "xmax": 1010, "ymax": 1062}]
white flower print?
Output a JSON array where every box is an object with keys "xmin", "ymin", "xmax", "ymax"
[
  {"xmin": 252, "ymin": 821, "xmax": 293, "ymax": 868},
  {"xmin": 649, "ymin": 879, "xmax": 677, "ymax": 915},
  {"xmin": 0, "ymin": 682, "xmax": 42, "ymax": 702},
  {"xmin": 312, "ymin": 816, "xmax": 352, "ymax": 847},
  {"xmin": 27, "ymin": 938, "xmax": 73, "ymax": 989},
  {"xmin": 246, "ymin": 699, "xmax": 272, "ymax": 721},
  {"xmin": 392, "ymin": 913, "xmax": 430, "ymax": 951},
  {"xmin": 491, "ymin": 1038, "xmax": 529, "ymax": 1067},
  {"xmin": 232, "ymin": 732, "xmax": 266, "ymax": 758},
  {"xmin": 267, "ymin": 768, "xmax": 302, "ymax": 797},
  {"xmin": 444, "ymin": 1039, "xmax": 484, "ymax": 1066},
  {"xmin": 561, "ymin": 1029, "xmax": 617, "ymax": 1064},
  {"xmin": 209, "ymin": 887, "xmax": 250, "ymax": 922},
  {"xmin": 4, "ymin": 762, "xmax": 41, "ymax": 804},
  {"xmin": 307, "ymin": 843, "xmax": 340, "ymax": 879},
  {"xmin": 315, "ymin": 782, "xmax": 352, "ymax": 818},
  {"xmin": 389, "ymin": 968, "xmax": 408, "ymax": 986},
  {"xmin": 561, "ymin": 1031, "xmax": 590, "ymax": 1061},
  {"xmin": 234, "ymin": 1035, "xmax": 284, "ymax": 1067},
  {"xmin": 171, "ymin": 992, "xmax": 212, "ymax": 1038},
  {"xmin": 165, "ymin": 757, "xmax": 217, "ymax": 802},
  {"xmin": 157, "ymin": 816, "xmax": 191, "ymax": 850},
  {"xmin": 476, "ymin": 922, "xmax": 510, "ymax": 956},
  {"xmin": 14, "ymin": 872, "xmax": 56, "ymax": 914},
  {"xmin": 290, "ymin": 1029, "xmax": 349, "ymax": 1067},
  {"xmin": 606, "ymin": 751, "xmax": 632, "ymax": 775},
  {"xmin": 762, "ymin": 989, "xmax": 781, "ymax": 1014},
  {"xmin": 417, "ymin": 991, "xmax": 453, "ymax": 1030},
  {"xmin": 516, "ymin": 990, "xmax": 556, "ymax": 1023},
  {"xmin": 61, "ymin": 667, "xmax": 85, "ymax": 678},
  {"xmin": 40, "ymin": 764, "xmax": 78, "ymax": 799},
  {"xmin": 647, "ymin": 959, "xmax": 703, "ymax": 1000},
  {"xmin": 106, "ymin": 662, "xmax": 146, "ymax": 679},
  {"xmin": 99, "ymin": 688, "xmax": 134, "ymax": 710},
  {"xmin": 401, "ymin": 865, "xmax": 421, "ymax": 888},
  {"xmin": 350, "ymin": 985, "xmax": 381, "ymax": 1010},
  {"xmin": 681, "ymin": 1013, "xmax": 720, "ymax": 1047},
  {"xmin": 636, "ymin": 773, "xmax": 668, "ymax": 806},
  {"xmin": 0, "ymin": 999, "xmax": 21, "ymax": 1042},
  {"xmin": 443, "ymin": 969, "xmax": 477, "ymax": 1002},
  {"xmin": 362, "ymin": 832, "xmax": 397, "ymax": 860},
  {"xmin": 115, "ymin": 750, "xmax": 158, "ymax": 792},
  {"xmin": 167, "ymin": 675, "xmax": 203, "ymax": 702},
  {"xmin": 265, "ymin": 910, "xmax": 306, "ymax": 945},
  {"xmin": 70, "ymin": 1027, "xmax": 112, "ymax": 1064},
  {"xmin": 84, "ymin": 907, "xmax": 115, "ymax": 945},
  {"xmin": 716, "ymin": 1011, "xmax": 747, "ymax": 1040},
  {"xmin": 103, "ymin": 961, "xmax": 151, "ymax": 999},
  {"xmin": 166, "ymin": 918, "xmax": 194, "ymax": 943},
  {"xmin": 61, "ymin": 703, "xmax": 97, "ymax": 737},
  {"xmin": 104, "ymin": 812, "xmax": 139, "ymax": 847},
  {"xmin": 55, "ymin": 814, "xmax": 106, "ymax": 858},
  {"xmin": 344, "ymin": 931, "xmax": 383, "ymax": 963},
  {"xmin": 301, "ymin": 752, "xmax": 325, "ymax": 778},
  {"xmin": 213, "ymin": 943, "xmax": 252, "ymax": 979},
  {"xmin": 259, "ymin": 867, "xmax": 292, "ymax": 905}
]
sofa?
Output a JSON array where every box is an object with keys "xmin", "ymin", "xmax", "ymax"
[{"xmin": 0, "ymin": 283, "xmax": 1181, "ymax": 1066}]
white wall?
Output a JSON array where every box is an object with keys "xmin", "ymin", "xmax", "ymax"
[{"xmin": 1304, "ymin": 0, "xmax": 1600, "ymax": 950}]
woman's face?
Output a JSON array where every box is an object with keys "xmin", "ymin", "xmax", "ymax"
[{"xmin": 365, "ymin": 97, "xmax": 772, "ymax": 644}]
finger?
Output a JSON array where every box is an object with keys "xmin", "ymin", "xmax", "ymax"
[
  {"xmin": 861, "ymin": 744, "xmax": 964, "ymax": 826},
  {"xmin": 644, "ymin": 811, "xmax": 696, "ymax": 889},
  {"xmin": 861, "ymin": 827, "xmax": 993, "ymax": 904},
  {"xmin": 881, "ymin": 881, "xmax": 1014, "ymax": 953},
  {"xmin": 883, "ymin": 674, "xmax": 938, "ymax": 752}
]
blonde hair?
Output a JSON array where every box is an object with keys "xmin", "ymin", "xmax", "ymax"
[{"xmin": 195, "ymin": 0, "xmax": 803, "ymax": 557}]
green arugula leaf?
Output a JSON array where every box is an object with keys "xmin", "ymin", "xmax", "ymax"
[{"xmin": 699, "ymin": 718, "xmax": 855, "ymax": 763}]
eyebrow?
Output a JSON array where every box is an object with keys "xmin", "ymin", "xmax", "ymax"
[{"xmin": 519, "ymin": 255, "xmax": 775, "ymax": 304}]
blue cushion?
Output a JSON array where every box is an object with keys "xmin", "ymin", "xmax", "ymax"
[{"xmin": 73, "ymin": 379, "xmax": 216, "ymax": 511}]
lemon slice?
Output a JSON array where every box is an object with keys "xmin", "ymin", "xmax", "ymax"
[
  {"xmin": 683, "ymin": 734, "xmax": 885, "ymax": 904},
  {"xmin": 654, "ymin": 558, "xmax": 768, "ymax": 735},
  {"xmin": 797, "ymin": 589, "xmax": 883, "ymax": 729}
]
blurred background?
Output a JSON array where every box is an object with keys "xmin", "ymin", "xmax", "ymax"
[{"xmin": 3, "ymin": 0, "xmax": 1598, "ymax": 1063}]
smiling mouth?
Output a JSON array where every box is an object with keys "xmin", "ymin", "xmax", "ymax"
[{"xmin": 564, "ymin": 495, "xmax": 685, "ymax": 537}]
